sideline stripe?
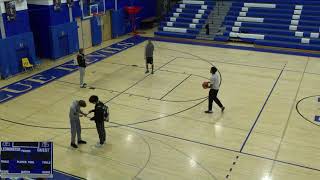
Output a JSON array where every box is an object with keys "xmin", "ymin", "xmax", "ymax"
[
  {"xmin": 240, "ymin": 64, "xmax": 286, "ymax": 152},
  {"xmin": 152, "ymin": 37, "xmax": 320, "ymax": 58},
  {"xmin": 0, "ymin": 36, "xmax": 147, "ymax": 104},
  {"xmin": 53, "ymin": 169, "xmax": 86, "ymax": 180}
]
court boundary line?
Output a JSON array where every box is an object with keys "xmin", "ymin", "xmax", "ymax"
[
  {"xmin": 109, "ymin": 122, "xmax": 320, "ymax": 173},
  {"xmin": 106, "ymin": 57, "xmax": 178, "ymax": 103},
  {"xmin": 270, "ymin": 59, "xmax": 309, "ymax": 174},
  {"xmin": 53, "ymin": 80, "xmax": 286, "ymax": 139},
  {"xmin": 56, "ymin": 79, "xmax": 207, "ymax": 103},
  {"xmin": 151, "ymin": 37, "xmax": 320, "ymax": 58},
  {"xmin": 142, "ymin": 132, "xmax": 219, "ymax": 180},
  {"xmin": 240, "ymin": 64, "xmax": 287, "ymax": 152},
  {"xmin": 1, "ymin": 113, "xmax": 319, "ymax": 173},
  {"xmin": 53, "ymin": 169, "xmax": 86, "ymax": 180},
  {"xmin": 160, "ymin": 74, "xmax": 192, "ymax": 100}
]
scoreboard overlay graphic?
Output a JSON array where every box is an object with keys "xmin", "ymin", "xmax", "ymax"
[{"xmin": 0, "ymin": 142, "xmax": 53, "ymax": 178}]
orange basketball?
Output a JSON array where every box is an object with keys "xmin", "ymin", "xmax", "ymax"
[{"xmin": 202, "ymin": 81, "xmax": 209, "ymax": 89}]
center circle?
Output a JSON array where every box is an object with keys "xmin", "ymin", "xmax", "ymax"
[{"xmin": 296, "ymin": 95, "xmax": 320, "ymax": 126}]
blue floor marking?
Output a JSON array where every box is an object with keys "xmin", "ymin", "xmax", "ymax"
[
  {"xmin": 316, "ymin": 97, "xmax": 320, "ymax": 122},
  {"xmin": 52, "ymin": 169, "xmax": 85, "ymax": 180},
  {"xmin": 240, "ymin": 64, "xmax": 286, "ymax": 152},
  {"xmin": 0, "ymin": 36, "xmax": 146, "ymax": 104}
]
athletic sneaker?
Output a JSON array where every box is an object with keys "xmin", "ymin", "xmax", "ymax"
[
  {"xmin": 80, "ymin": 83, "xmax": 87, "ymax": 88},
  {"xmin": 145, "ymin": 70, "xmax": 149, "ymax": 74},
  {"xmin": 204, "ymin": 110, "xmax": 213, "ymax": 114},
  {"xmin": 78, "ymin": 140, "xmax": 87, "ymax": 144},
  {"xmin": 95, "ymin": 142, "xmax": 104, "ymax": 148},
  {"xmin": 151, "ymin": 71, "xmax": 154, "ymax": 74},
  {"xmin": 70, "ymin": 143, "xmax": 78, "ymax": 148}
]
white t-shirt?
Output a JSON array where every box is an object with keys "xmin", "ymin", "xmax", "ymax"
[{"xmin": 210, "ymin": 73, "xmax": 220, "ymax": 90}]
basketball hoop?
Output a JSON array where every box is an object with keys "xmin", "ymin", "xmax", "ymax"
[
  {"xmin": 92, "ymin": 12, "xmax": 104, "ymax": 16},
  {"xmin": 125, "ymin": 6, "xmax": 143, "ymax": 35}
]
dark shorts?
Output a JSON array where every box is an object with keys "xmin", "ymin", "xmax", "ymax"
[{"xmin": 146, "ymin": 57, "xmax": 153, "ymax": 64}]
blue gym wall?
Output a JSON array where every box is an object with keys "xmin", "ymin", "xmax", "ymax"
[
  {"xmin": 105, "ymin": 0, "xmax": 157, "ymax": 19},
  {"xmin": 18, "ymin": 0, "xmax": 156, "ymax": 57},
  {"xmin": 0, "ymin": 0, "xmax": 31, "ymax": 37},
  {"xmin": 135, "ymin": 0, "xmax": 157, "ymax": 20},
  {"xmin": 0, "ymin": 0, "xmax": 38, "ymax": 78},
  {"xmin": 2, "ymin": 10, "xmax": 31, "ymax": 37},
  {"xmin": 28, "ymin": 0, "xmax": 81, "ymax": 59},
  {"xmin": 72, "ymin": 1, "xmax": 82, "ymax": 18}
]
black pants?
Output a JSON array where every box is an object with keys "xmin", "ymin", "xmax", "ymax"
[
  {"xmin": 95, "ymin": 120, "xmax": 106, "ymax": 144},
  {"xmin": 146, "ymin": 57, "xmax": 153, "ymax": 64},
  {"xmin": 205, "ymin": 24, "xmax": 209, "ymax": 35},
  {"xmin": 208, "ymin": 89, "xmax": 223, "ymax": 111}
]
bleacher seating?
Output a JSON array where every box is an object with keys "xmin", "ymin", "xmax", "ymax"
[
  {"xmin": 216, "ymin": 0, "xmax": 320, "ymax": 51},
  {"xmin": 155, "ymin": 0, "xmax": 215, "ymax": 39}
]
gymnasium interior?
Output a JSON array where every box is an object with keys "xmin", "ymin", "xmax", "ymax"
[{"xmin": 0, "ymin": 0, "xmax": 320, "ymax": 179}]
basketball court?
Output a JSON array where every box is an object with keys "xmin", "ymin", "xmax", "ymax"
[{"xmin": 1, "ymin": 35, "xmax": 320, "ymax": 180}]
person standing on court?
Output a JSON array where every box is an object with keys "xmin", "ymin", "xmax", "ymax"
[
  {"xmin": 69, "ymin": 100, "xmax": 87, "ymax": 148},
  {"xmin": 77, "ymin": 48, "xmax": 87, "ymax": 88},
  {"xmin": 205, "ymin": 66, "xmax": 225, "ymax": 114},
  {"xmin": 205, "ymin": 23, "xmax": 210, "ymax": 35},
  {"xmin": 88, "ymin": 95, "xmax": 107, "ymax": 147},
  {"xmin": 145, "ymin": 39, "xmax": 154, "ymax": 74}
]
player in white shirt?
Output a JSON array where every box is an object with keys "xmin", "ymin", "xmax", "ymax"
[{"xmin": 205, "ymin": 66, "xmax": 225, "ymax": 114}]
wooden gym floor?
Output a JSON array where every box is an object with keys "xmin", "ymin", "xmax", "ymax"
[{"xmin": 1, "ymin": 37, "xmax": 320, "ymax": 180}]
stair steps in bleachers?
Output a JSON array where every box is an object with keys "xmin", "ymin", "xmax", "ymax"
[
  {"xmin": 155, "ymin": 0, "xmax": 216, "ymax": 39},
  {"xmin": 197, "ymin": 1, "xmax": 232, "ymax": 40}
]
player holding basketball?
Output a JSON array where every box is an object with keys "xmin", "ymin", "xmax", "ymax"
[
  {"xmin": 205, "ymin": 66, "xmax": 225, "ymax": 114},
  {"xmin": 145, "ymin": 39, "xmax": 154, "ymax": 74}
]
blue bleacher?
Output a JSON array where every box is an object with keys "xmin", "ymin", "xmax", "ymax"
[
  {"xmin": 160, "ymin": 22, "xmax": 204, "ymax": 29},
  {"xmin": 215, "ymin": 0, "xmax": 320, "ymax": 51},
  {"xmin": 224, "ymin": 22, "xmax": 319, "ymax": 32},
  {"xmin": 256, "ymin": 40, "xmax": 320, "ymax": 51},
  {"xmin": 232, "ymin": 1, "xmax": 320, "ymax": 6},
  {"xmin": 155, "ymin": 31, "xmax": 197, "ymax": 39},
  {"xmin": 171, "ymin": 8, "xmax": 211, "ymax": 14},
  {"xmin": 155, "ymin": 0, "xmax": 216, "ymax": 39},
  {"xmin": 229, "ymin": 6, "xmax": 319, "ymax": 15},
  {"xmin": 226, "ymin": 13, "xmax": 320, "ymax": 21},
  {"xmin": 174, "ymin": 4, "xmax": 214, "ymax": 10},
  {"xmin": 158, "ymin": 26, "xmax": 201, "ymax": 34},
  {"xmin": 164, "ymin": 17, "xmax": 206, "ymax": 24},
  {"xmin": 168, "ymin": 12, "xmax": 209, "ymax": 19}
]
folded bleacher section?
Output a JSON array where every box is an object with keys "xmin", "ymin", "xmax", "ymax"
[
  {"xmin": 155, "ymin": 0, "xmax": 215, "ymax": 39},
  {"xmin": 216, "ymin": 0, "xmax": 320, "ymax": 51}
]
